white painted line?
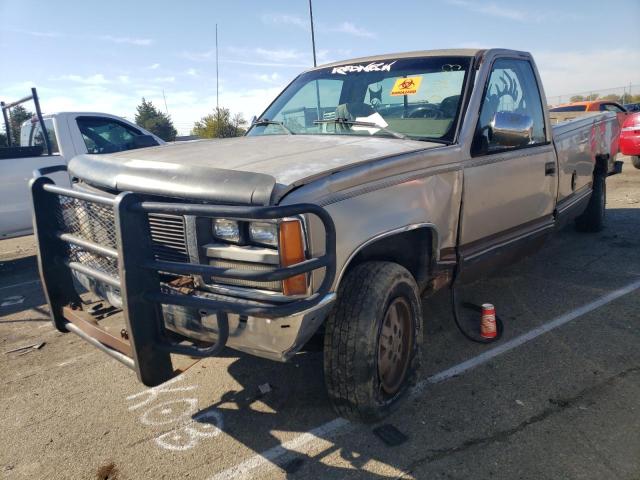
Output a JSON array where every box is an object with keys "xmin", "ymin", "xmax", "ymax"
[
  {"xmin": 419, "ymin": 277, "xmax": 640, "ymax": 388},
  {"xmin": 210, "ymin": 418, "xmax": 351, "ymax": 480},
  {"xmin": 209, "ymin": 277, "xmax": 640, "ymax": 480},
  {"xmin": 0, "ymin": 279, "xmax": 40, "ymax": 291}
]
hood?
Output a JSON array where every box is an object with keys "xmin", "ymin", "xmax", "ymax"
[{"xmin": 69, "ymin": 135, "xmax": 439, "ymax": 205}]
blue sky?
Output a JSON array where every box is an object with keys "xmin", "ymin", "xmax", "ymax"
[{"xmin": 1, "ymin": 0, "xmax": 639, "ymax": 134}]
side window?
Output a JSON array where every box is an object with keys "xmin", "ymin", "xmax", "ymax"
[
  {"xmin": 18, "ymin": 119, "xmax": 59, "ymax": 154},
  {"xmin": 472, "ymin": 58, "xmax": 546, "ymax": 156},
  {"xmin": 32, "ymin": 119, "xmax": 59, "ymax": 154},
  {"xmin": 19, "ymin": 122, "xmax": 33, "ymax": 147},
  {"xmin": 76, "ymin": 117, "xmax": 143, "ymax": 154}
]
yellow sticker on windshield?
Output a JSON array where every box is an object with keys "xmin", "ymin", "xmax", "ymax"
[{"xmin": 390, "ymin": 76, "xmax": 422, "ymax": 96}]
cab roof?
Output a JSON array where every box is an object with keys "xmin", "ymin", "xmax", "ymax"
[{"xmin": 312, "ymin": 48, "xmax": 484, "ymax": 71}]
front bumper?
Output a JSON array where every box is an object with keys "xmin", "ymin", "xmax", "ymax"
[
  {"xmin": 30, "ymin": 166, "xmax": 336, "ymax": 386},
  {"xmin": 163, "ymin": 292, "xmax": 336, "ymax": 361}
]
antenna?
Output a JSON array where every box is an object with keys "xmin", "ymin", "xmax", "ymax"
[
  {"xmin": 308, "ymin": 0, "xmax": 317, "ymax": 67},
  {"xmin": 308, "ymin": 0, "xmax": 321, "ymax": 120},
  {"xmin": 162, "ymin": 89, "xmax": 169, "ymax": 115},
  {"xmin": 216, "ymin": 23, "xmax": 219, "ymax": 111}
]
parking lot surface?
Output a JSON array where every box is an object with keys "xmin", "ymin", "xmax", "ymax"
[{"xmin": 1, "ymin": 158, "xmax": 639, "ymax": 479}]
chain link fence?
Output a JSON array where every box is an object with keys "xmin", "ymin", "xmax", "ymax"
[{"xmin": 547, "ymin": 84, "xmax": 640, "ymax": 107}]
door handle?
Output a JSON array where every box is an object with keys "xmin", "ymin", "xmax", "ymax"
[{"xmin": 545, "ymin": 162, "xmax": 556, "ymax": 176}]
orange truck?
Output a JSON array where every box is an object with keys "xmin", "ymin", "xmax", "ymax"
[{"xmin": 549, "ymin": 100, "xmax": 629, "ymax": 128}]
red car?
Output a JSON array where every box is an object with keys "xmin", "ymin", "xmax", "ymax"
[{"xmin": 620, "ymin": 112, "xmax": 640, "ymax": 169}]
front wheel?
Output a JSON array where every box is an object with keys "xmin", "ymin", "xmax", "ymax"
[
  {"xmin": 632, "ymin": 156, "xmax": 640, "ymax": 170},
  {"xmin": 323, "ymin": 261, "xmax": 422, "ymax": 422},
  {"xmin": 575, "ymin": 174, "xmax": 606, "ymax": 232}
]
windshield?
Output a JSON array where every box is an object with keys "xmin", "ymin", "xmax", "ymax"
[{"xmin": 248, "ymin": 56, "xmax": 472, "ymax": 143}]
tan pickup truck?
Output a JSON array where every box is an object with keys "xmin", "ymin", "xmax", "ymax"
[{"xmin": 30, "ymin": 48, "xmax": 620, "ymax": 421}]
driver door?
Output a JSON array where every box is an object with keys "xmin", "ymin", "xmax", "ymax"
[{"xmin": 458, "ymin": 57, "xmax": 557, "ymax": 280}]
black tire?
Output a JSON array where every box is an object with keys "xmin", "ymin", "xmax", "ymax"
[
  {"xmin": 632, "ymin": 156, "xmax": 640, "ymax": 170},
  {"xmin": 323, "ymin": 261, "xmax": 422, "ymax": 422},
  {"xmin": 575, "ymin": 174, "xmax": 606, "ymax": 232}
]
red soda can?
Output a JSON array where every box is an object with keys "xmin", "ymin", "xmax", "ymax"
[{"xmin": 480, "ymin": 303, "xmax": 497, "ymax": 339}]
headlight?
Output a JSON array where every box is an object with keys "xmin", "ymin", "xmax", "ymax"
[
  {"xmin": 213, "ymin": 219, "xmax": 240, "ymax": 243},
  {"xmin": 249, "ymin": 221, "xmax": 278, "ymax": 247}
]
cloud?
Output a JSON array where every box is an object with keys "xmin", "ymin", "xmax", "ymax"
[
  {"xmin": 10, "ymin": 29, "xmax": 62, "ymax": 38},
  {"xmin": 186, "ymin": 68, "xmax": 198, "ymax": 77},
  {"xmin": 445, "ymin": 0, "xmax": 529, "ymax": 21},
  {"xmin": 262, "ymin": 13, "xmax": 374, "ymax": 38},
  {"xmin": 185, "ymin": 46, "xmax": 311, "ymax": 68},
  {"xmin": 254, "ymin": 72, "xmax": 282, "ymax": 84},
  {"xmin": 181, "ymin": 49, "xmax": 215, "ymax": 62},
  {"xmin": 152, "ymin": 76, "xmax": 176, "ymax": 83},
  {"xmin": 1, "ymin": 78, "xmax": 283, "ymax": 136},
  {"xmin": 117, "ymin": 75, "xmax": 130, "ymax": 84},
  {"xmin": 8, "ymin": 29, "xmax": 154, "ymax": 46},
  {"xmin": 261, "ymin": 13, "xmax": 308, "ymax": 29},
  {"xmin": 148, "ymin": 63, "xmax": 161, "ymax": 70},
  {"xmin": 534, "ymin": 48, "xmax": 640, "ymax": 102},
  {"xmin": 99, "ymin": 35, "xmax": 153, "ymax": 46},
  {"xmin": 56, "ymin": 74, "xmax": 110, "ymax": 85},
  {"xmin": 255, "ymin": 48, "xmax": 305, "ymax": 62},
  {"xmin": 331, "ymin": 21, "xmax": 375, "ymax": 38},
  {"xmin": 221, "ymin": 58, "xmax": 308, "ymax": 68}
]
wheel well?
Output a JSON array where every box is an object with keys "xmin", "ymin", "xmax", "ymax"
[{"xmin": 342, "ymin": 228, "xmax": 436, "ymax": 289}]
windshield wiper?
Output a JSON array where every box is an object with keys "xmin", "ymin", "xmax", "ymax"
[
  {"xmin": 314, "ymin": 118, "xmax": 407, "ymax": 140},
  {"xmin": 252, "ymin": 119, "xmax": 294, "ymax": 135}
]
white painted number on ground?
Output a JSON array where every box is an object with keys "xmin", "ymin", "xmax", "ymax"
[{"xmin": 126, "ymin": 375, "xmax": 224, "ymax": 451}]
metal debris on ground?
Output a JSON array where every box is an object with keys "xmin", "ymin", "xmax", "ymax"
[
  {"xmin": 4, "ymin": 342, "xmax": 46, "ymax": 355},
  {"xmin": 1, "ymin": 295, "xmax": 25, "ymax": 307},
  {"xmin": 372, "ymin": 424, "xmax": 408, "ymax": 446}
]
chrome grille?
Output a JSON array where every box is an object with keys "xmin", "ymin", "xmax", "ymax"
[
  {"xmin": 148, "ymin": 214, "xmax": 189, "ymax": 263},
  {"xmin": 54, "ymin": 195, "xmax": 119, "ymax": 278},
  {"xmin": 53, "ymin": 194, "xmax": 189, "ymax": 280}
]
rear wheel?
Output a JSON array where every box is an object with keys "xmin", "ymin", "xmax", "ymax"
[
  {"xmin": 323, "ymin": 261, "xmax": 422, "ymax": 422},
  {"xmin": 632, "ymin": 156, "xmax": 640, "ymax": 170},
  {"xmin": 575, "ymin": 174, "xmax": 606, "ymax": 232}
]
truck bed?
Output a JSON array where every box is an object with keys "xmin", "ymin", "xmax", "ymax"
[
  {"xmin": 552, "ymin": 111, "xmax": 620, "ymax": 174},
  {"xmin": 0, "ymin": 145, "xmax": 44, "ymax": 159},
  {"xmin": 552, "ymin": 111, "xmax": 620, "ymax": 209}
]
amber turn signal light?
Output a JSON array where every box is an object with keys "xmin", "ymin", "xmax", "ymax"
[{"xmin": 279, "ymin": 219, "xmax": 307, "ymax": 295}]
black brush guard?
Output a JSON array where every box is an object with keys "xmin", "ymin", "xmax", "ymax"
[{"xmin": 30, "ymin": 167, "xmax": 336, "ymax": 386}]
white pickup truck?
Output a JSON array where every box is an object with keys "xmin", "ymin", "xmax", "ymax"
[{"xmin": 1, "ymin": 104, "xmax": 163, "ymax": 239}]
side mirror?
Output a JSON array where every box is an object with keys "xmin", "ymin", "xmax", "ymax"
[
  {"xmin": 132, "ymin": 134, "xmax": 160, "ymax": 149},
  {"xmin": 489, "ymin": 112, "xmax": 533, "ymax": 148},
  {"xmin": 250, "ymin": 116, "xmax": 257, "ymax": 126}
]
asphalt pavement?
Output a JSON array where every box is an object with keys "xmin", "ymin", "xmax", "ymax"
[{"xmin": 1, "ymin": 158, "xmax": 639, "ymax": 480}]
